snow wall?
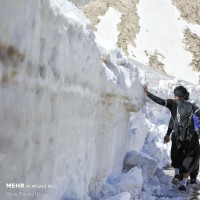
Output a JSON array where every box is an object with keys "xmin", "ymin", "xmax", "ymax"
[{"xmin": 0, "ymin": 1, "xmax": 145, "ymax": 200}]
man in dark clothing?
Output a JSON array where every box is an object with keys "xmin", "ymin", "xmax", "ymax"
[
  {"xmin": 164, "ymin": 92, "xmax": 199, "ymax": 185},
  {"xmin": 143, "ymin": 85, "xmax": 200, "ymax": 191},
  {"xmin": 166, "ymin": 118, "xmax": 199, "ymax": 185}
]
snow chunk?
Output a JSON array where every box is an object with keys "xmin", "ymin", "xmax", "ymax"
[
  {"xmin": 104, "ymin": 167, "xmax": 143, "ymax": 199},
  {"xmin": 104, "ymin": 192, "xmax": 131, "ymax": 200},
  {"xmin": 124, "ymin": 151, "xmax": 158, "ymax": 182}
]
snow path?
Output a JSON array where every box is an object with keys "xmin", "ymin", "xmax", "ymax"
[
  {"xmin": 129, "ymin": 57, "xmax": 200, "ymax": 200},
  {"xmin": 162, "ymin": 165, "xmax": 200, "ymax": 200}
]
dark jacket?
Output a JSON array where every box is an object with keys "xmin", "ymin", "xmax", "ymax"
[{"xmin": 146, "ymin": 91, "xmax": 200, "ymax": 122}]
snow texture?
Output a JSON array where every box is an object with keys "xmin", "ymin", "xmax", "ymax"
[
  {"xmin": 132, "ymin": 0, "xmax": 200, "ymax": 84},
  {"xmin": 0, "ymin": 1, "xmax": 144, "ymax": 200},
  {"xmin": 0, "ymin": 0, "xmax": 200, "ymax": 200},
  {"xmin": 92, "ymin": 0, "xmax": 200, "ymax": 84}
]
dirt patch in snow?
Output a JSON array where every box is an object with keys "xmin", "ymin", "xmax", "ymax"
[
  {"xmin": 172, "ymin": 0, "xmax": 200, "ymax": 25},
  {"xmin": 0, "ymin": 44, "xmax": 25, "ymax": 83},
  {"xmin": 145, "ymin": 50, "xmax": 165, "ymax": 72},
  {"xmin": 80, "ymin": 0, "xmax": 140, "ymax": 54},
  {"xmin": 183, "ymin": 28, "xmax": 200, "ymax": 72},
  {"xmin": 0, "ymin": 44, "xmax": 25, "ymax": 65}
]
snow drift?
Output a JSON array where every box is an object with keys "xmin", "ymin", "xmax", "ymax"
[
  {"xmin": 0, "ymin": 1, "xmax": 145, "ymax": 200},
  {"xmin": 1, "ymin": 1, "xmax": 200, "ymax": 200}
]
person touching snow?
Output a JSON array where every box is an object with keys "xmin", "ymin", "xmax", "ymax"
[{"xmin": 143, "ymin": 85, "xmax": 200, "ymax": 191}]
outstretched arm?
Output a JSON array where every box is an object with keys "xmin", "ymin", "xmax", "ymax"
[
  {"xmin": 143, "ymin": 85, "xmax": 167, "ymax": 107},
  {"xmin": 166, "ymin": 127, "xmax": 173, "ymax": 135}
]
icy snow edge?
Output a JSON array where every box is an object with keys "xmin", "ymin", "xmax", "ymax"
[{"xmin": 0, "ymin": 1, "xmax": 145, "ymax": 200}]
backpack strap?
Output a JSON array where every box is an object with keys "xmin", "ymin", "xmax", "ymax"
[
  {"xmin": 195, "ymin": 108, "xmax": 200, "ymax": 114},
  {"xmin": 173, "ymin": 101, "xmax": 194, "ymax": 141}
]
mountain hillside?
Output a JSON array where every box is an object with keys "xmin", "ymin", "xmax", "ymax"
[
  {"xmin": 0, "ymin": 0, "xmax": 200, "ymax": 200},
  {"xmin": 74, "ymin": 0, "xmax": 200, "ymax": 84}
]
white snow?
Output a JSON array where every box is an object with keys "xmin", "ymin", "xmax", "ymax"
[
  {"xmin": 1, "ymin": 0, "xmax": 200, "ymax": 200},
  {"xmin": 0, "ymin": 1, "xmax": 145, "ymax": 200},
  {"xmin": 95, "ymin": 7, "xmax": 122, "ymax": 51},
  {"xmin": 99, "ymin": 166, "xmax": 143, "ymax": 200},
  {"xmin": 129, "ymin": 111, "xmax": 149, "ymax": 152},
  {"xmin": 104, "ymin": 192, "xmax": 131, "ymax": 200},
  {"xmin": 92, "ymin": 0, "xmax": 200, "ymax": 84},
  {"xmin": 131, "ymin": 0, "xmax": 200, "ymax": 84}
]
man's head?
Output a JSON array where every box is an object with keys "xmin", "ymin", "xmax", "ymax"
[
  {"xmin": 173, "ymin": 86, "xmax": 188, "ymax": 100},
  {"xmin": 184, "ymin": 91, "xmax": 189, "ymax": 101}
]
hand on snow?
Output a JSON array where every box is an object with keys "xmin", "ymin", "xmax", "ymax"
[
  {"xmin": 143, "ymin": 85, "xmax": 148, "ymax": 94},
  {"xmin": 163, "ymin": 134, "xmax": 170, "ymax": 143}
]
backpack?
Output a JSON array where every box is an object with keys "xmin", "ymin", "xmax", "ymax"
[
  {"xmin": 193, "ymin": 114, "xmax": 200, "ymax": 130},
  {"xmin": 174, "ymin": 101, "xmax": 194, "ymax": 141}
]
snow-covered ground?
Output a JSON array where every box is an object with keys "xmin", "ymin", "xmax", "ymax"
[{"xmin": 0, "ymin": 1, "xmax": 200, "ymax": 200}]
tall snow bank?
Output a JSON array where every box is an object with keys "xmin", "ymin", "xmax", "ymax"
[{"xmin": 0, "ymin": 1, "xmax": 145, "ymax": 200}]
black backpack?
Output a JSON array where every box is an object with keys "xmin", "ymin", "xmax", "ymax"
[{"xmin": 173, "ymin": 101, "xmax": 194, "ymax": 141}]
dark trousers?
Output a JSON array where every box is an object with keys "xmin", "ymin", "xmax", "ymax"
[
  {"xmin": 190, "ymin": 162, "xmax": 199, "ymax": 179},
  {"xmin": 171, "ymin": 133, "xmax": 200, "ymax": 177}
]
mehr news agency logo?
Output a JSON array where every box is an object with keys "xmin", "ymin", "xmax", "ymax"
[
  {"xmin": 6, "ymin": 183, "xmax": 56, "ymax": 189},
  {"xmin": 6, "ymin": 183, "xmax": 56, "ymax": 197}
]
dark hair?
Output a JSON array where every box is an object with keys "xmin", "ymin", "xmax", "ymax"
[
  {"xmin": 184, "ymin": 91, "xmax": 189, "ymax": 101},
  {"xmin": 174, "ymin": 86, "xmax": 188, "ymax": 98}
]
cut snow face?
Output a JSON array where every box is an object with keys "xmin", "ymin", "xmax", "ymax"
[
  {"xmin": 1, "ymin": 0, "xmax": 200, "ymax": 200},
  {"xmin": 0, "ymin": 1, "xmax": 146, "ymax": 199}
]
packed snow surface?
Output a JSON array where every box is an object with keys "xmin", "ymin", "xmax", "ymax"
[{"xmin": 0, "ymin": 0, "xmax": 200, "ymax": 200}]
